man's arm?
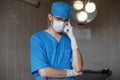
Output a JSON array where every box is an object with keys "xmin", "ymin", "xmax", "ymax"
[
  {"xmin": 64, "ymin": 22, "xmax": 83, "ymax": 73},
  {"xmin": 38, "ymin": 67, "xmax": 67, "ymax": 78},
  {"xmin": 38, "ymin": 67, "xmax": 82, "ymax": 78},
  {"xmin": 72, "ymin": 48, "xmax": 83, "ymax": 72}
]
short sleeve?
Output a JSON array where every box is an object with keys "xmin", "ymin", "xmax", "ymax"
[{"xmin": 30, "ymin": 35, "xmax": 49, "ymax": 76}]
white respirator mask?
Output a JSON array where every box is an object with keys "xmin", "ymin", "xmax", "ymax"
[{"xmin": 52, "ymin": 20, "xmax": 68, "ymax": 33}]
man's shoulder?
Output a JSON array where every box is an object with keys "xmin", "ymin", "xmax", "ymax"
[
  {"xmin": 31, "ymin": 30, "xmax": 45, "ymax": 37},
  {"xmin": 30, "ymin": 30, "xmax": 46, "ymax": 41}
]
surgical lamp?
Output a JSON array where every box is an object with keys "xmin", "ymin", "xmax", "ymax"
[{"xmin": 71, "ymin": 0, "xmax": 97, "ymax": 24}]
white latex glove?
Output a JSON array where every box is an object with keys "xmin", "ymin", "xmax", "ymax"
[
  {"xmin": 64, "ymin": 22, "xmax": 78, "ymax": 49},
  {"xmin": 66, "ymin": 69, "xmax": 83, "ymax": 77}
]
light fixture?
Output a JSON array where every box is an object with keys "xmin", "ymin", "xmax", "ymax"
[
  {"xmin": 73, "ymin": 0, "xmax": 84, "ymax": 10},
  {"xmin": 76, "ymin": 11, "xmax": 88, "ymax": 22},
  {"xmin": 85, "ymin": 2, "xmax": 96, "ymax": 13},
  {"xmin": 71, "ymin": 0, "xmax": 97, "ymax": 24}
]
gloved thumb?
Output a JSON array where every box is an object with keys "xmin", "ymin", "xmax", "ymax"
[{"xmin": 64, "ymin": 25, "xmax": 68, "ymax": 33}]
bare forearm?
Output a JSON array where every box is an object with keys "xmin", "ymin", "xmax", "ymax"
[
  {"xmin": 72, "ymin": 48, "xmax": 83, "ymax": 72},
  {"xmin": 38, "ymin": 67, "xmax": 67, "ymax": 78}
]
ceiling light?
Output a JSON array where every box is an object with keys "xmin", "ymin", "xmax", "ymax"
[
  {"xmin": 76, "ymin": 11, "xmax": 88, "ymax": 22},
  {"xmin": 73, "ymin": 0, "xmax": 84, "ymax": 10},
  {"xmin": 85, "ymin": 2, "xmax": 96, "ymax": 13}
]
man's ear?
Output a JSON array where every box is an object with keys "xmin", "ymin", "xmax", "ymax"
[{"xmin": 48, "ymin": 13, "xmax": 53, "ymax": 21}]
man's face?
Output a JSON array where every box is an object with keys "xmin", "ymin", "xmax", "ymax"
[{"xmin": 49, "ymin": 14, "xmax": 69, "ymax": 32}]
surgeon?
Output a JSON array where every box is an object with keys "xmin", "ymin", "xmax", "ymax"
[{"xmin": 30, "ymin": 1, "xmax": 83, "ymax": 80}]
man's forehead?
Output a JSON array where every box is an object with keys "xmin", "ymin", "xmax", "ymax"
[{"xmin": 54, "ymin": 16, "xmax": 69, "ymax": 20}]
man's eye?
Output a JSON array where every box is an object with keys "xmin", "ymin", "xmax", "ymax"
[{"xmin": 57, "ymin": 18, "xmax": 61, "ymax": 20}]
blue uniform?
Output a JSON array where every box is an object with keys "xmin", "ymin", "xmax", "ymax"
[{"xmin": 30, "ymin": 30, "xmax": 76, "ymax": 80}]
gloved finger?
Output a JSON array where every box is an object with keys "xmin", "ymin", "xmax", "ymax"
[
  {"xmin": 64, "ymin": 26, "xmax": 69, "ymax": 32},
  {"xmin": 78, "ymin": 72, "xmax": 83, "ymax": 75},
  {"xmin": 68, "ymin": 22, "xmax": 72, "ymax": 28},
  {"xmin": 75, "ymin": 72, "xmax": 83, "ymax": 76}
]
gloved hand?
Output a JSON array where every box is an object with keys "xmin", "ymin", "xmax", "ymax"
[
  {"xmin": 66, "ymin": 69, "xmax": 83, "ymax": 77},
  {"xmin": 64, "ymin": 22, "xmax": 78, "ymax": 49}
]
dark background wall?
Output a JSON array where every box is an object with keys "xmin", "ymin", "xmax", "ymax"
[{"xmin": 0, "ymin": 0, "xmax": 120, "ymax": 80}]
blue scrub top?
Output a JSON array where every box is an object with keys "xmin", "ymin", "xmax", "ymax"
[{"xmin": 30, "ymin": 30, "xmax": 76, "ymax": 80}]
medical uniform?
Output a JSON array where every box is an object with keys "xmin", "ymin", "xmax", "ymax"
[{"xmin": 30, "ymin": 30, "xmax": 76, "ymax": 80}]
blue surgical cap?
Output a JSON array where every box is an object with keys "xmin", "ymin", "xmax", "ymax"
[{"xmin": 51, "ymin": 1, "xmax": 71, "ymax": 19}]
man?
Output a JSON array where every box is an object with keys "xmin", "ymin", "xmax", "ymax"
[{"xmin": 30, "ymin": 1, "xmax": 83, "ymax": 80}]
